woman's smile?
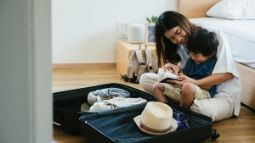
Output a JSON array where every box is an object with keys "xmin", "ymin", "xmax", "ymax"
[{"xmin": 164, "ymin": 26, "xmax": 188, "ymax": 44}]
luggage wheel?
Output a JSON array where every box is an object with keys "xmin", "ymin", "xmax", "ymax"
[{"xmin": 211, "ymin": 129, "xmax": 220, "ymax": 141}]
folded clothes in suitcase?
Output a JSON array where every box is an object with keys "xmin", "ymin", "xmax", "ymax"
[
  {"xmin": 79, "ymin": 101, "xmax": 219, "ymax": 143},
  {"xmin": 53, "ymin": 83, "xmax": 156, "ymax": 134}
]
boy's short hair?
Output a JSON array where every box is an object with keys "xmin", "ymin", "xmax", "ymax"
[{"xmin": 187, "ymin": 28, "xmax": 218, "ymax": 57}]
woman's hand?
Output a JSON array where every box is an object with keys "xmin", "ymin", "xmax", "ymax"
[{"xmin": 162, "ymin": 63, "xmax": 181, "ymax": 75}]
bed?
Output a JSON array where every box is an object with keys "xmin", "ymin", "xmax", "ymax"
[{"xmin": 178, "ymin": 0, "xmax": 255, "ymax": 110}]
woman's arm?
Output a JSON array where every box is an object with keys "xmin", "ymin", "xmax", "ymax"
[{"xmin": 195, "ymin": 73, "xmax": 233, "ymax": 90}]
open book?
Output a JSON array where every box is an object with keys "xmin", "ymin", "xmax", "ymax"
[{"xmin": 158, "ymin": 68, "xmax": 179, "ymax": 83}]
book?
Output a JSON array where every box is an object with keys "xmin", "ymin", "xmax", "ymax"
[{"xmin": 158, "ymin": 68, "xmax": 179, "ymax": 83}]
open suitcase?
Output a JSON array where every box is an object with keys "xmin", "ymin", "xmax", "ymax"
[
  {"xmin": 79, "ymin": 102, "xmax": 218, "ymax": 143},
  {"xmin": 53, "ymin": 83, "xmax": 219, "ymax": 142},
  {"xmin": 53, "ymin": 83, "xmax": 155, "ymax": 134}
]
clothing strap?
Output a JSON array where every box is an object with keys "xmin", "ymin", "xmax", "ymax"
[
  {"xmin": 135, "ymin": 49, "xmax": 145, "ymax": 65},
  {"xmin": 145, "ymin": 48, "xmax": 153, "ymax": 72}
]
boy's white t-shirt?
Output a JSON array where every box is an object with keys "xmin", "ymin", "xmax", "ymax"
[{"xmin": 177, "ymin": 28, "xmax": 241, "ymax": 116}]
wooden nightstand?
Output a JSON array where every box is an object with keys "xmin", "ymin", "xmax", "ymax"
[{"xmin": 116, "ymin": 41, "xmax": 156, "ymax": 75}]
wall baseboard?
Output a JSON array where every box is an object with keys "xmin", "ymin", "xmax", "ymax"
[{"xmin": 53, "ymin": 63, "xmax": 116, "ymax": 71}]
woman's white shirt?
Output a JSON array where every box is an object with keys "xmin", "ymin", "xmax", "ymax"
[{"xmin": 177, "ymin": 45, "xmax": 189, "ymax": 69}]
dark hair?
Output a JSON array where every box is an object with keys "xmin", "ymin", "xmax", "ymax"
[
  {"xmin": 155, "ymin": 11, "xmax": 198, "ymax": 66},
  {"xmin": 187, "ymin": 28, "xmax": 218, "ymax": 57}
]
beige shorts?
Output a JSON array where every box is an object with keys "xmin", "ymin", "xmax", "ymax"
[
  {"xmin": 140, "ymin": 73, "xmax": 235, "ymax": 121},
  {"xmin": 163, "ymin": 83, "xmax": 211, "ymax": 101}
]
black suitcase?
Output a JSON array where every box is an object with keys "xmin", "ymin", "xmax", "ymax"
[
  {"xmin": 53, "ymin": 83, "xmax": 156, "ymax": 134},
  {"xmin": 79, "ymin": 102, "xmax": 218, "ymax": 143}
]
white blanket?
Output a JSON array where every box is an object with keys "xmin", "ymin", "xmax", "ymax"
[{"xmin": 191, "ymin": 18, "xmax": 255, "ymax": 42}]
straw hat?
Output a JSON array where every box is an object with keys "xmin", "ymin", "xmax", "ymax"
[{"xmin": 133, "ymin": 102, "xmax": 178, "ymax": 135}]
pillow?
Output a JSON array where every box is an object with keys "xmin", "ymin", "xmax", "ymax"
[{"xmin": 207, "ymin": 0, "xmax": 255, "ymax": 20}]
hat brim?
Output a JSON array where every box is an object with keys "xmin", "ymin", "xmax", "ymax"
[{"xmin": 133, "ymin": 115, "xmax": 178, "ymax": 136}]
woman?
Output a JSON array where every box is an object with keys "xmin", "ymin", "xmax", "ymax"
[{"xmin": 140, "ymin": 11, "xmax": 241, "ymax": 121}]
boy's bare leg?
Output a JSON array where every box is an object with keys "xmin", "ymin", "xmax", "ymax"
[
  {"xmin": 180, "ymin": 83, "xmax": 196, "ymax": 108},
  {"xmin": 153, "ymin": 83, "xmax": 168, "ymax": 103}
]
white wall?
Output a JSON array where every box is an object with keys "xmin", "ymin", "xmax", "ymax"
[
  {"xmin": 0, "ymin": 0, "xmax": 51, "ymax": 143},
  {"xmin": 52, "ymin": 0, "xmax": 177, "ymax": 63}
]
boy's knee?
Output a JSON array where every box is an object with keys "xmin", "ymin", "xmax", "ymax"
[
  {"xmin": 182, "ymin": 83, "xmax": 196, "ymax": 94},
  {"xmin": 180, "ymin": 83, "xmax": 196, "ymax": 108}
]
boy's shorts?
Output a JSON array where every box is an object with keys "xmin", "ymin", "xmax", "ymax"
[{"xmin": 163, "ymin": 83, "xmax": 211, "ymax": 101}]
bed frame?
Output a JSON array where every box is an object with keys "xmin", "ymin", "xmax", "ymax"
[
  {"xmin": 178, "ymin": 0, "xmax": 255, "ymax": 110},
  {"xmin": 178, "ymin": 0, "xmax": 220, "ymax": 18}
]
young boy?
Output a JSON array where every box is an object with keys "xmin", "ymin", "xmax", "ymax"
[{"xmin": 153, "ymin": 28, "xmax": 219, "ymax": 108}]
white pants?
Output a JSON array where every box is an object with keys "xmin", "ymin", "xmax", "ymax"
[{"xmin": 139, "ymin": 73, "xmax": 235, "ymax": 122}]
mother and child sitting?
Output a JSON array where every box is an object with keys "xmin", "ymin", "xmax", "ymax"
[
  {"xmin": 140, "ymin": 11, "xmax": 241, "ymax": 122},
  {"xmin": 153, "ymin": 28, "xmax": 218, "ymax": 109}
]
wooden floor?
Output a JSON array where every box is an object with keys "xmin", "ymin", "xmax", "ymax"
[{"xmin": 53, "ymin": 66, "xmax": 255, "ymax": 143}]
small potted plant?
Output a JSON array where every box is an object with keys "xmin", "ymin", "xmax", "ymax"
[
  {"xmin": 145, "ymin": 16, "xmax": 158, "ymax": 44},
  {"xmin": 146, "ymin": 16, "xmax": 158, "ymax": 25}
]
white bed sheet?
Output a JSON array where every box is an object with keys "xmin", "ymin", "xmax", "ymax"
[{"xmin": 190, "ymin": 17, "xmax": 255, "ymax": 68}]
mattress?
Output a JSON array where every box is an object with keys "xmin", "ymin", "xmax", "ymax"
[{"xmin": 190, "ymin": 17, "xmax": 255, "ymax": 68}]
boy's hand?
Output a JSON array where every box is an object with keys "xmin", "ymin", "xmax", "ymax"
[{"xmin": 167, "ymin": 73, "xmax": 197, "ymax": 88}]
